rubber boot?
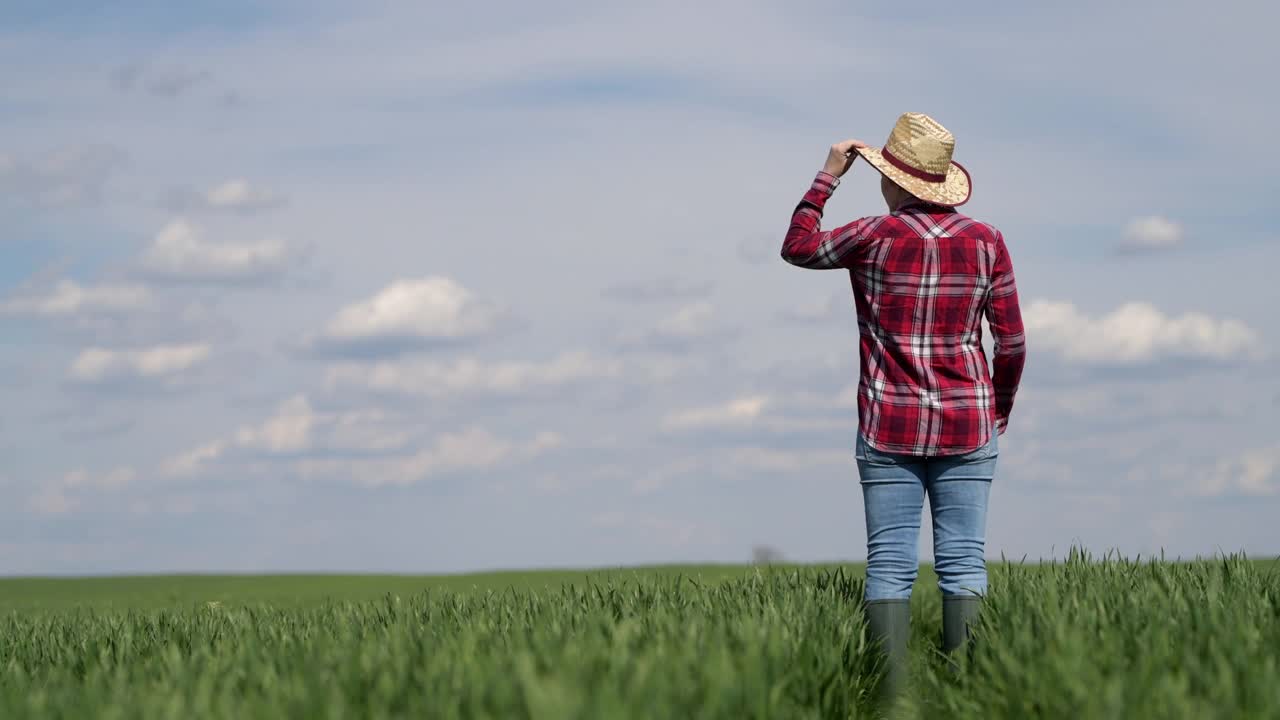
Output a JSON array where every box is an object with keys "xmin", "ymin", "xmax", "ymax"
[
  {"xmin": 942, "ymin": 595, "xmax": 982, "ymax": 671},
  {"xmin": 864, "ymin": 599, "xmax": 911, "ymax": 700}
]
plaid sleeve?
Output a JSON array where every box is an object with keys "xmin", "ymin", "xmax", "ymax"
[
  {"xmin": 985, "ymin": 231, "xmax": 1026, "ymax": 432},
  {"xmin": 780, "ymin": 171, "xmax": 878, "ymax": 269}
]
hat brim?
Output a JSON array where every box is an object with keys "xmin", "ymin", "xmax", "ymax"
[{"xmin": 855, "ymin": 147, "xmax": 971, "ymax": 207}]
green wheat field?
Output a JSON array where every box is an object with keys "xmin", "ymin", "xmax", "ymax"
[{"xmin": 2, "ymin": 550, "xmax": 1277, "ymax": 719}]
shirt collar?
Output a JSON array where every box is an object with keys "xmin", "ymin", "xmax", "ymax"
[{"xmin": 893, "ymin": 200, "xmax": 957, "ymax": 216}]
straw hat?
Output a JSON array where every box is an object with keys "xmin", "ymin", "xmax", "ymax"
[{"xmin": 856, "ymin": 112, "xmax": 971, "ymax": 207}]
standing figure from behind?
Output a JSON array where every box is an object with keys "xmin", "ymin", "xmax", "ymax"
[{"xmin": 780, "ymin": 112, "xmax": 1027, "ymax": 700}]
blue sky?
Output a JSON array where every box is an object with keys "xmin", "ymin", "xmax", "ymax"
[{"xmin": 2, "ymin": 0, "xmax": 1278, "ymax": 574}]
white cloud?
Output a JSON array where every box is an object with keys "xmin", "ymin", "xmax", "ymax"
[
  {"xmin": 737, "ymin": 233, "xmax": 777, "ymax": 264},
  {"xmin": 1, "ymin": 280, "xmax": 151, "ymax": 316},
  {"xmin": 659, "ymin": 392, "xmax": 852, "ymax": 439},
  {"xmin": 62, "ymin": 466, "xmax": 137, "ymax": 490},
  {"xmin": 392, "ymin": 427, "xmax": 511, "ymax": 485},
  {"xmin": 69, "ymin": 343, "xmax": 211, "ymax": 384},
  {"xmin": 234, "ymin": 395, "xmax": 315, "ymax": 453},
  {"xmin": 589, "ymin": 510, "xmax": 627, "ymax": 528},
  {"xmin": 163, "ymin": 440, "xmax": 227, "ymax": 477},
  {"xmin": 325, "ymin": 351, "xmax": 622, "ymax": 397},
  {"xmin": 1023, "ymin": 299, "xmax": 1262, "ymax": 365},
  {"xmin": 663, "ymin": 395, "xmax": 768, "ymax": 431},
  {"xmin": 166, "ymin": 396, "xmax": 317, "ymax": 475},
  {"xmin": 293, "ymin": 427, "xmax": 558, "ymax": 487},
  {"xmin": 616, "ymin": 301, "xmax": 729, "ymax": 350},
  {"xmin": 205, "ymin": 179, "xmax": 283, "ymax": 212},
  {"xmin": 1036, "ymin": 378, "xmax": 1251, "ymax": 425},
  {"xmin": 320, "ymin": 277, "xmax": 504, "ymax": 349},
  {"xmin": 526, "ymin": 431, "xmax": 564, "ymax": 455},
  {"xmin": 28, "ymin": 466, "xmax": 138, "ymax": 515},
  {"xmin": 1120, "ymin": 216, "xmax": 1184, "ymax": 252},
  {"xmin": 1198, "ymin": 447, "xmax": 1280, "ymax": 497},
  {"xmin": 141, "ymin": 219, "xmax": 292, "ymax": 282},
  {"xmin": 0, "ymin": 145, "xmax": 125, "ymax": 207},
  {"xmin": 622, "ymin": 456, "xmax": 712, "ymax": 497},
  {"xmin": 602, "ymin": 276, "xmax": 712, "ymax": 302},
  {"xmin": 162, "ymin": 180, "xmax": 286, "ymax": 215},
  {"xmin": 729, "ymin": 447, "xmax": 854, "ymax": 471},
  {"xmin": 832, "ymin": 384, "xmax": 859, "ymax": 409},
  {"xmin": 113, "ymin": 64, "xmax": 212, "ymax": 98},
  {"xmin": 777, "ymin": 292, "xmax": 847, "ymax": 323},
  {"xmin": 587, "ymin": 510, "xmax": 717, "ymax": 547},
  {"xmin": 161, "ymin": 395, "xmax": 556, "ymax": 483},
  {"xmin": 326, "ymin": 409, "xmax": 411, "ymax": 453},
  {"xmin": 28, "ymin": 486, "xmax": 77, "ymax": 515},
  {"xmin": 654, "ymin": 302, "xmax": 713, "ymax": 337}
]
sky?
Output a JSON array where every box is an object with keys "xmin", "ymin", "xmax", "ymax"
[{"xmin": 2, "ymin": 0, "xmax": 1278, "ymax": 575}]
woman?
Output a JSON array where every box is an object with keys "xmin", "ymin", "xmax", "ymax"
[{"xmin": 779, "ymin": 112, "xmax": 1027, "ymax": 697}]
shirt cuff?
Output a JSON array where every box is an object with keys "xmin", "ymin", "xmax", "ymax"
[{"xmin": 814, "ymin": 171, "xmax": 841, "ymax": 192}]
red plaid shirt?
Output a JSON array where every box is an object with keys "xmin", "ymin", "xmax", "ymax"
[{"xmin": 781, "ymin": 170, "xmax": 1026, "ymax": 456}]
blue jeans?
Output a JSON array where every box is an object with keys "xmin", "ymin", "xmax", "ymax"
[{"xmin": 855, "ymin": 430, "xmax": 998, "ymax": 601}]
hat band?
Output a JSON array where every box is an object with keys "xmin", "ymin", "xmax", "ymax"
[{"xmin": 881, "ymin": 147, "xmax": 949, "ymax": 183}]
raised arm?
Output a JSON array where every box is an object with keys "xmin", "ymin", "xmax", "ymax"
[
  {"xmin": 780, "ymin": 171, "xmax": 882, "ymax": 269},
  {"xmin": 985, "ymin": 233, "xmax": 1027, "ymax": 433},
  {"xmin": 781, "ymin": 140, "xmax": 883, "ymax": 270}
]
